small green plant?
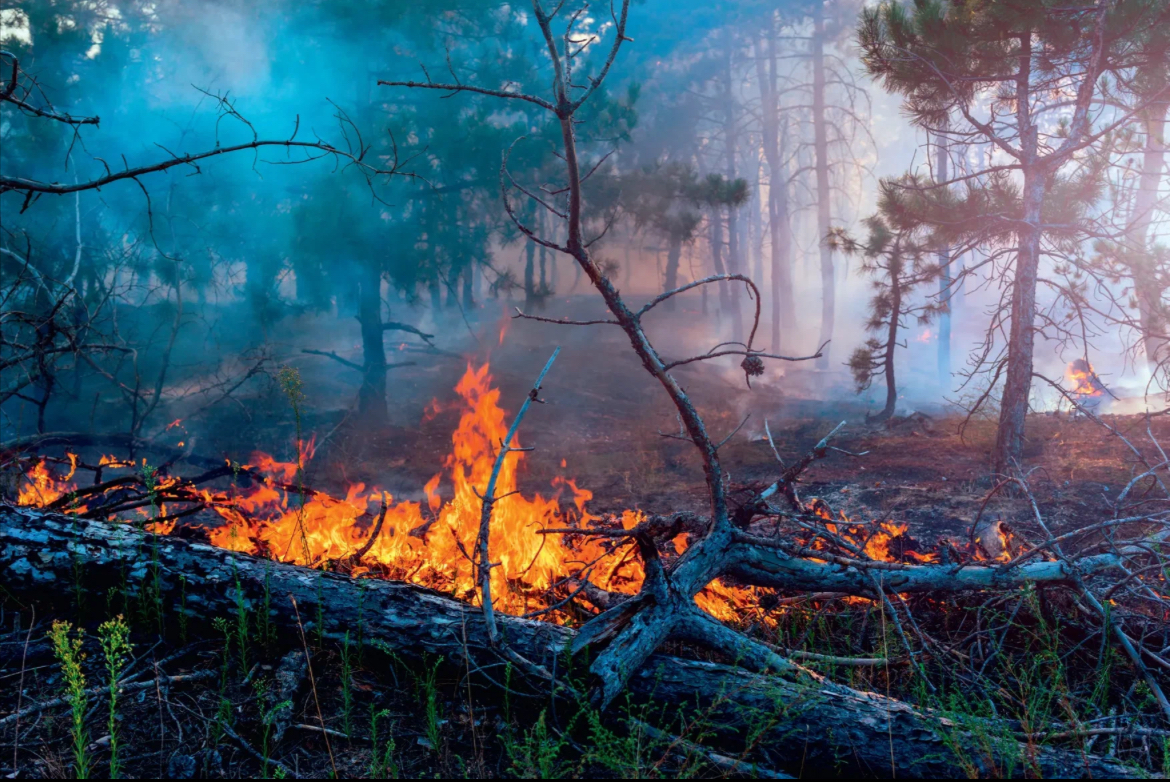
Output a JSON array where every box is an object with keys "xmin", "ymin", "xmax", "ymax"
[
  {"xmin": 48, "ymin": 620, "xmax": 91, "ymax": 779},
  {"xmin": 277, "ymin": 366, "xmax": 312, "ymax": 565},
  {"xmin": 98, "ymin": 615, "xmax": 132, "ymax": 779},
  {"xmin": 932, "ymin": 687, "xmax": 1020, "ymax": 779},
  {"xmin": 211, "ymin": 617, "xmax": 234, "ymax": 749},
  {"xmin": 416, "ymin": 656, "xmax": 443, "ymax": 752},
  {"xmin": 254, "ymin": 678, "xmax": 289, "ymax": 779},
  {"xmin": 583, "ymin": 707, "xmax": 656, "ymax": 778},
  {"xmin": 504, "ymin": 710, "xmax": 571, "ymax": 779},
  {"xmin": 139, "ymin": 461, "xmax": 165, "ymax": 631},
  {"xmin": 368, "ymin": 706, "xmax": 399, "ymax": 778},
  {"xmin": 340, "ymin": 631, "xmax": 354, "ymax": 738},
  {"xmin": 233, "ymin": 566, "xmax": 250, "ymax": 671}
]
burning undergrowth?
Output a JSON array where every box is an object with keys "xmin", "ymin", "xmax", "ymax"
[
  {"xmin": 4, "ymin": 366, "xmax": 1169, "ymax": 778},
  {"xmin": 8, "ymin": 363, "xmax": 1029, "ymax": 628}
]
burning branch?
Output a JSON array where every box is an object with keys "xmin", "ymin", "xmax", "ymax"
[{"xmin": 477, "ymin": 347, "xmax": 561, "ymax": 645}]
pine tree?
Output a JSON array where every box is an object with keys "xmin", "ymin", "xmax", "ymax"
[
  {"xmin": 832, "ymin": 189, "xmax": 943, "ymax": 422},
  {"xmin": 858, "ymin": 0, "xmax": 1167, "ymax": 474},
  {"xmin": 621, "ymin": 164, "xmax": 705, "ymax": 307}
]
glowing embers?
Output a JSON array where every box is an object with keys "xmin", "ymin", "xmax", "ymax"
[{"xmin": 811, "ymin": 515, "xmax": 939, "ymax": 565}]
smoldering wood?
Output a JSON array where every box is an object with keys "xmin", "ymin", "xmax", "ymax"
[{"xmin": 0, "ymin": 505, "xmax": 1142, "ymax": 779}]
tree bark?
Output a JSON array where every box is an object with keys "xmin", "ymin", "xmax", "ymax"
[
  {"xmin": 1127, "ymin": 84, "xmax": 1169, "ymax": 373},
  {"xmin": 0, "ymin": 505, "xmax": 1141, "ymax": 780},
  {"xmin": 663, "ymin": 235, "xmax": 683, "ymax": 311},
  {"xmin": 756, "ymin": 22, "xmax": 797, "ymax": 352},
  {"xmin": 935, "ymin": 132, "xmax": 952, "ymax": 385},
  {"xmin": 357, "ymin": 264, "xmax": 388, "ymax": 427},
  {"xmin": 812, "ymin": 2, "xmax": 834, "ymax": 369}
]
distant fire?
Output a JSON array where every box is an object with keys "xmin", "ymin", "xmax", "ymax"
[{"xmin": 1065, "ymin": 359, "xmax": 1105, "ymax": 399}]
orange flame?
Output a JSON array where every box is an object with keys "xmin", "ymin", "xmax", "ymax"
[
  {"xmin": 17, "ymin": 455, "xmax": 81, "ymax": 508},
  {"xmin": 1066, "ymin": 360, "xmax": 1104, "ymax": 398},
  {"xmin": 200, "ymin": 363, "xmax": 637, "ymax": 613},
  {"xmin": 19, "ymin": 363, "xmax": 921, "ymax": 621}
]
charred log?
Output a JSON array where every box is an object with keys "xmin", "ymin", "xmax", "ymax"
[{"xmin": 0, "ymin": 505, "xmax": 1142, "ymax": 779}]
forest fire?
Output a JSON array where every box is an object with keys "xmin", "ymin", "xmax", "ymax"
[
  {"xmin": 201, "ymin": 363, "xmax": 659, "ymax": 613},
  {"xmin": 13, "ymin": 364, "xmax": 656, "ymax": 615},
  {"xmin": 10, "ymin": 365, "xmax": 953, "ymax": 622},
  {"xmin": 5, "ymin": 0, "xmax": 1170, "ymax": 775},
  {"xmin": 16, "ymin": 454, "xmax": 80, "ymax": 508}
]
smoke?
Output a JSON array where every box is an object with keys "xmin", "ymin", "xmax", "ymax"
[{"xmin": 1, "ymin": 0, "xmax": 1162, "ymax": 447}]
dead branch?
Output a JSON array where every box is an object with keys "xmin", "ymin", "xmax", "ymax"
[
  {"xmin": 301, "ymin": 349, "xmax": 417, "ymax": 374},
  {"xmin": 0, "ymin": 505, "xmax": 1146, "ymax": 778},
  {"xmin": 478, "ymin": 348, "xmax": 561, "ymax": 644}
]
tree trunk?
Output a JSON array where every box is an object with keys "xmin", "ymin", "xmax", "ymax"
[
  {"xmin": 462, "ymin": 261, "xmax": 474, "ymax": 312},
  {"xmin": 357, "ymin": 265, "xmax": 388, "ymax": 427},
  {"xmin": 709, "ymin": 209, "xmax": 732, "ymax": 321},
  {"xmin": 1128, "ymin": 85, "xmax": 1169, "ymax": 373},
  {"xmin": 769, "ymin": 180, "xmax": 795, "ymax": 353},
  {"xmin": 0, "ymin": 505, "xmax": 1141, "ymax": 780},
  {"xmin": 749, "ymin": 146, "xmax": 763, "ymax": 287},
  {"xmin": 723, "ymin": 39, "xmax": 744, "ymax": 345},
  {"xmin": 994, "ymin": 36, "xmax": 1041, "ymax": 476},
  {"xmin": 812, "ymin": 2, "xmax": 834, "ymax": 369},
  {"xmin": 539, "ymin": 237, "xmax": 549, "ymax": 293},
  {"xmin": 935, "ymin": 132, "xmax": 952, "ymax": 385},
  {"xmin": 878, "ymin": 264, "xmax": 901, "ymax": 423},
  {"xmin": 525, "ymin": 202, "xmax": 537, "ymax": 305},
  {"xmin": 756, "ymin": 22, "xmax": 797, "ymax": 353},
  {"xmin": 663, "ymin": 235, "xmax": 683, "ymax": 311},
  {"xmin": 546, "ymin": 208, "xmax": 559, "ymax": 293},
  {"xmin": 993, "ymin": 165, "xmax": 1043, "ymax": 475}
]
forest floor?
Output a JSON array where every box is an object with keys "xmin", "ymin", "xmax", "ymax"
[{"xmin": 3, "ymin": 297, "xmax": 1168, "ymax": 778}]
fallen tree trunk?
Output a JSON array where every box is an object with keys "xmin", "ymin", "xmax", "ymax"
[{"xmin": 0, "ymin": 505, "xmax": 1142, "ymax": 779}]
